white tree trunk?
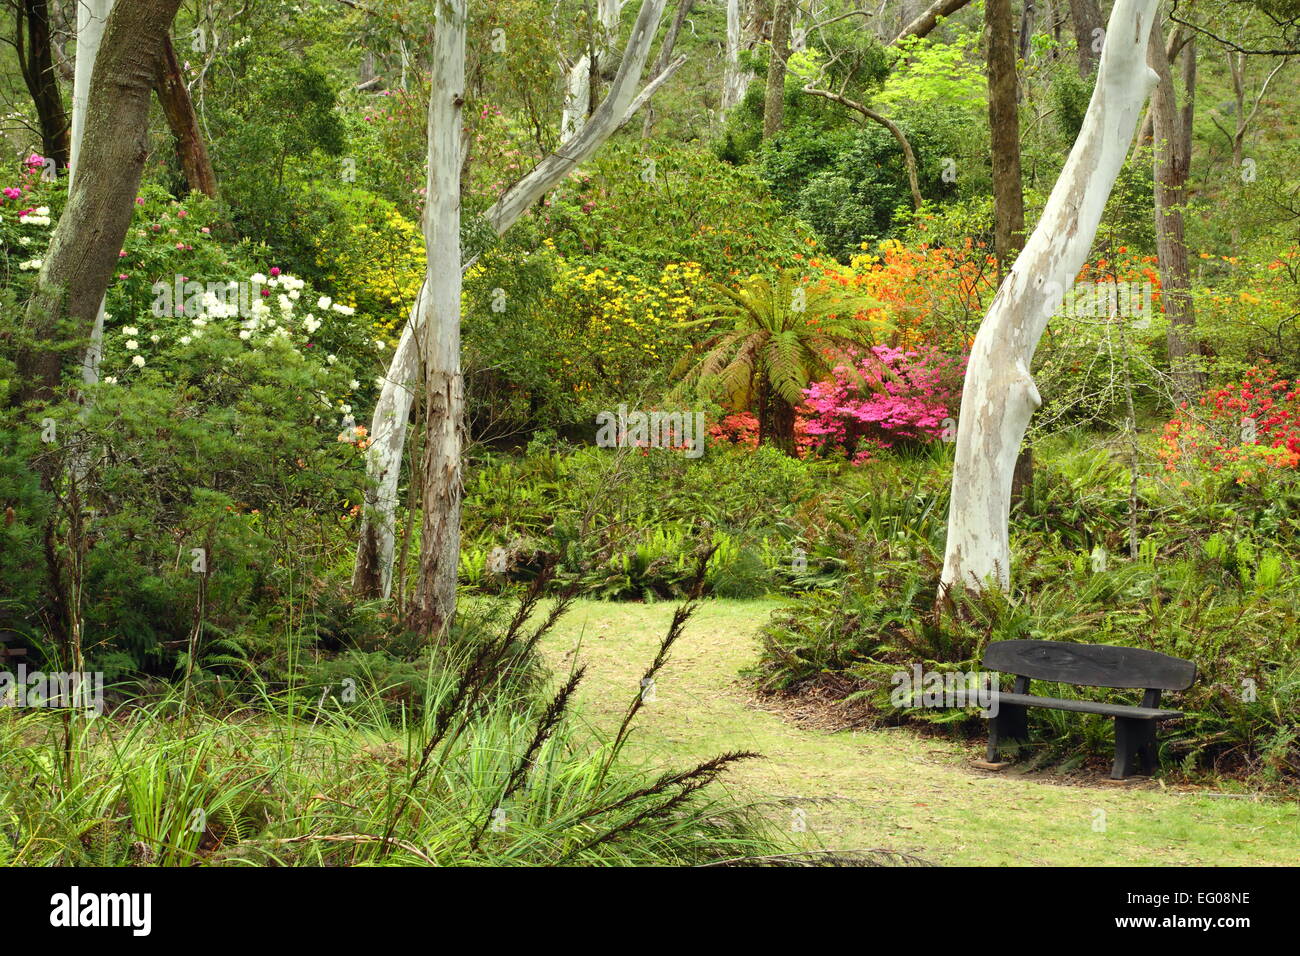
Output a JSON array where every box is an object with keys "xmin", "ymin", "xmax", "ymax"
[
  {"xmin": 561, "ymin": 0, "xmax": 624, "ymax": 141},
  {"xmin": 353, "ymin": 0, "xmax": 670, "ymax": 598},
  {"xmin": 722, "ymin": 0, "xmax": 749, "ymax": 111},
  {"xmin": 72, "ymin": 0, "xmax": 114, "ymax": 388},
  {"xmin": 408, "ymin": 0, "xmax": 466, "ymax": 632},
  {"xmin": 939, "ymin": 0, "xmax": 1159, "ymax": 593}
]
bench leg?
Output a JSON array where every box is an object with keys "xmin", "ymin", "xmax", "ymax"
[
  {"xmin": 987, "ymin": 703, "xmax": 1029, "ymax": 762},
  {"xmin": 1112, "ymin": 717, "xmax": 1158, "ymax": 779}
]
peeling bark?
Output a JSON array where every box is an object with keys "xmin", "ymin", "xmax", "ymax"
[{"xmin": 407, "ymin": 0, "xmax": 466, "ymax": 635}]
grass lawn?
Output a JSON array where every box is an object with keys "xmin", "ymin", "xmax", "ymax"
[{"xmin": 537, "ymin": 598, "xmax": 1300, "ymax": 866}]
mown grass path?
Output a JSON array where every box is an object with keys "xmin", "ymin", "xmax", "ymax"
[{"xmin": 540, "ymin": 599, "xmax": 1299, "ymax": 866}]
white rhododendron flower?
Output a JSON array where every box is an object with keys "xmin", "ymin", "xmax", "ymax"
[
  {"xmin": 131, "ymin": 355, "xmax": 146, "ymax": 368},
  {"xmin": 125, "ymin": 339, "xmax": 139, "ymax": 351}
]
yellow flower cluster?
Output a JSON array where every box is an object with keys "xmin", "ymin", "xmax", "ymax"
[
  {"xmin": 547, "ymin": 259, "xmax": 706, "ymax": 391},
  {"xmin": 316, "ymin": 205, "xmax": 425, "ymax": 337}
]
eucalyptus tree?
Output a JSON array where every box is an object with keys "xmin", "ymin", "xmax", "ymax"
[{"xmin": 940, "ymin": 0, "xmax": 1161, "ymax": 594}]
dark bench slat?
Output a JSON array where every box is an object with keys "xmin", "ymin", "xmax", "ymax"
[
  {"xmin": 991, "ymin": 691, "xmax": 1183, "ymax": 721},
  {"xmin": 984, "ymin": 639, "xmax": 1196, "ymax": 690}
]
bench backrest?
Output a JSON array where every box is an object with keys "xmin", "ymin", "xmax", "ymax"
[{"xmin": 983, "ymin": 640, "xmax": 1196, "ymax": 691}]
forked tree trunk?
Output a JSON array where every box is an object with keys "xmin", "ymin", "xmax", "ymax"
[
  {"xmin": 939, "ymin": 0, "xmax": 1159, "ymax": 594},
  {"xmin": 407, "ymin": 0, "xmax": 466, "ymax": 635},
  {"xmin": 641, "ymin": 0, "xmax": 694, "ymax": 138},
  {"xmin": 16, "ymin": 0, "xmax": 181, "ymax": 408},
  {"xmin": 353, "ymin": 0, "xmax": 670, "ymax": 600},
  {"xmin": 154, "ymin": 34, "xmax": 218, "ymax": 198},
  {"xmin": 561, "ymin": 0, "xmax": 623, "ymax": 141}
]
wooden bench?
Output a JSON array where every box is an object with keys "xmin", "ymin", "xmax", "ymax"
[{"xmin": 982, "ymin": 639, "xmax": 1196, "ymax": 780}]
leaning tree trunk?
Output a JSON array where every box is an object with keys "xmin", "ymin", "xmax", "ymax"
[
  {"xmin": 939, "ymin": 0, "xmax": 1159, "ymax": 594},
  {"xmin": 16, "ymin": 0, "xmax": 182, "ymax": 408},
  {"xmin": 353, "ymin": 0, "xmax": 671, "ymax": 600},
  {"xmin": 761, "ymin": 0, "xmax": 792, "ymax": 139},
  {"xmin": 893, "ymin": 0, "xmax": 974, "ymax": 44},
  {"xmin": 17, "ymin": 0, "xmax": 71, "ymax": 171},
  {"xmin": 154, "ymin": 34, "xmax": 218, "ymax": 199},
  {"xmin": 407, "ymin": 0, "xmax": 466, "ymax": 635},
  {"xmin": 1150, "ymin": 25, "xmax": 1203, "ymax": 404}
]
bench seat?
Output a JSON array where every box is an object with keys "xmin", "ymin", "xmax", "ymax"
[
  {"xmin": 990, "ymin": 691, "xmax": 1183, "ymax": 721},
  {"xmin": 980, "ymin": 640, "xmax": 1197, "ymax": 779}
]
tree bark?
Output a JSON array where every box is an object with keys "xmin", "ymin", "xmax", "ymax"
[
  {"xmin": 16, "ymin": 0, "xmax": 71, "ymax": 170},
  {"xmin": 986, "ymin": 0, "xmax": 1026, "ymax": 276},
  {"xmin": 985, "ymin": 0, "xmax": 1031, "ymax": 504},
  {"xmin": 70, "ymin": 0, "xmax": 114, "ymax": 391},
  {"xmin": 722, "ymin": 0, "xmax": 748, "ymax": 110},
  {"xmin": 353, "ymin": 0, "xmax": 671, "ymax": 600},
  {"xmin": 15, "ymin": 0, "xmax": 182, "ymax": 408},
  {"xmin": 1150, "ymin": 24, "xmax": 1203, "ymax": 404},
  {"xmin": 407, "ymin": 0, "xmax": 466, "ymax": 636},
  {"xmin": 154, "ymin": 34, "xmax": 218, "ymax": 198},
  {"xmin": 762, "ymin": 0, "xmax": 792, "ymax": 139},
  {"xmin": 1069, "ymin": 0, "xmax": 1103, "ymax": 77},
  {"xmin": 940, "ymin": 0, "xmax": 1159, "ymax": 594}
]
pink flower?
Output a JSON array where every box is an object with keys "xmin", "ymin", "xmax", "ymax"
[
  {"xmin": 134, "ymin": 197, "xmax": 145, "ymax": 205},
  {"xmin": 270, "ymin": 267, "xmax": 281, "ymax": 276}
]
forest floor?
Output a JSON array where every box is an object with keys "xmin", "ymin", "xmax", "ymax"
[{"xmin": 538, "ymin": 599, "xmax": 1300, "ymax": 866}]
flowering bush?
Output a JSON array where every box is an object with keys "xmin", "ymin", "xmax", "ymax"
[
  {"xmin": 0, "ymin": 154, "xmax": 63, "ymax": 290},
  {"xmin": 802, "ymin": 346, "xmax": 965, "ymax": 462},
  {"xmin": 1159, "ymin": 365, "xmax": 1300, "ymax": 484}
]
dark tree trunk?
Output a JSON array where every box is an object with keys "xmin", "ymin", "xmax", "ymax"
[
  {"xmin": 15, "ymin": 0, "xmax": 183, "ymax": 409},
  {"xmin": 762, "ymin": 0, "xmax": 792, "ymax": 139},
  {"xmin": 1150, "ymin": 25, "xmax": 1204, "ymax": 403},
  {"xmin": 1069, "ymin": 0, "xmax": 1103, "ymax": 77},
  {"xmin": 986, "ymin": 0, "xmax": 1033, "ymax": 505},
  {"xmin": 16, "ymin": 0, "xmax": 71, "ymax": 171},
  {"xmin": 986, "ymin": 0, "xmax": 1026, "ymax": 276},
  {"xmin": 154, "ymin": 34, "xmax": 218, "ymax": 198}
]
